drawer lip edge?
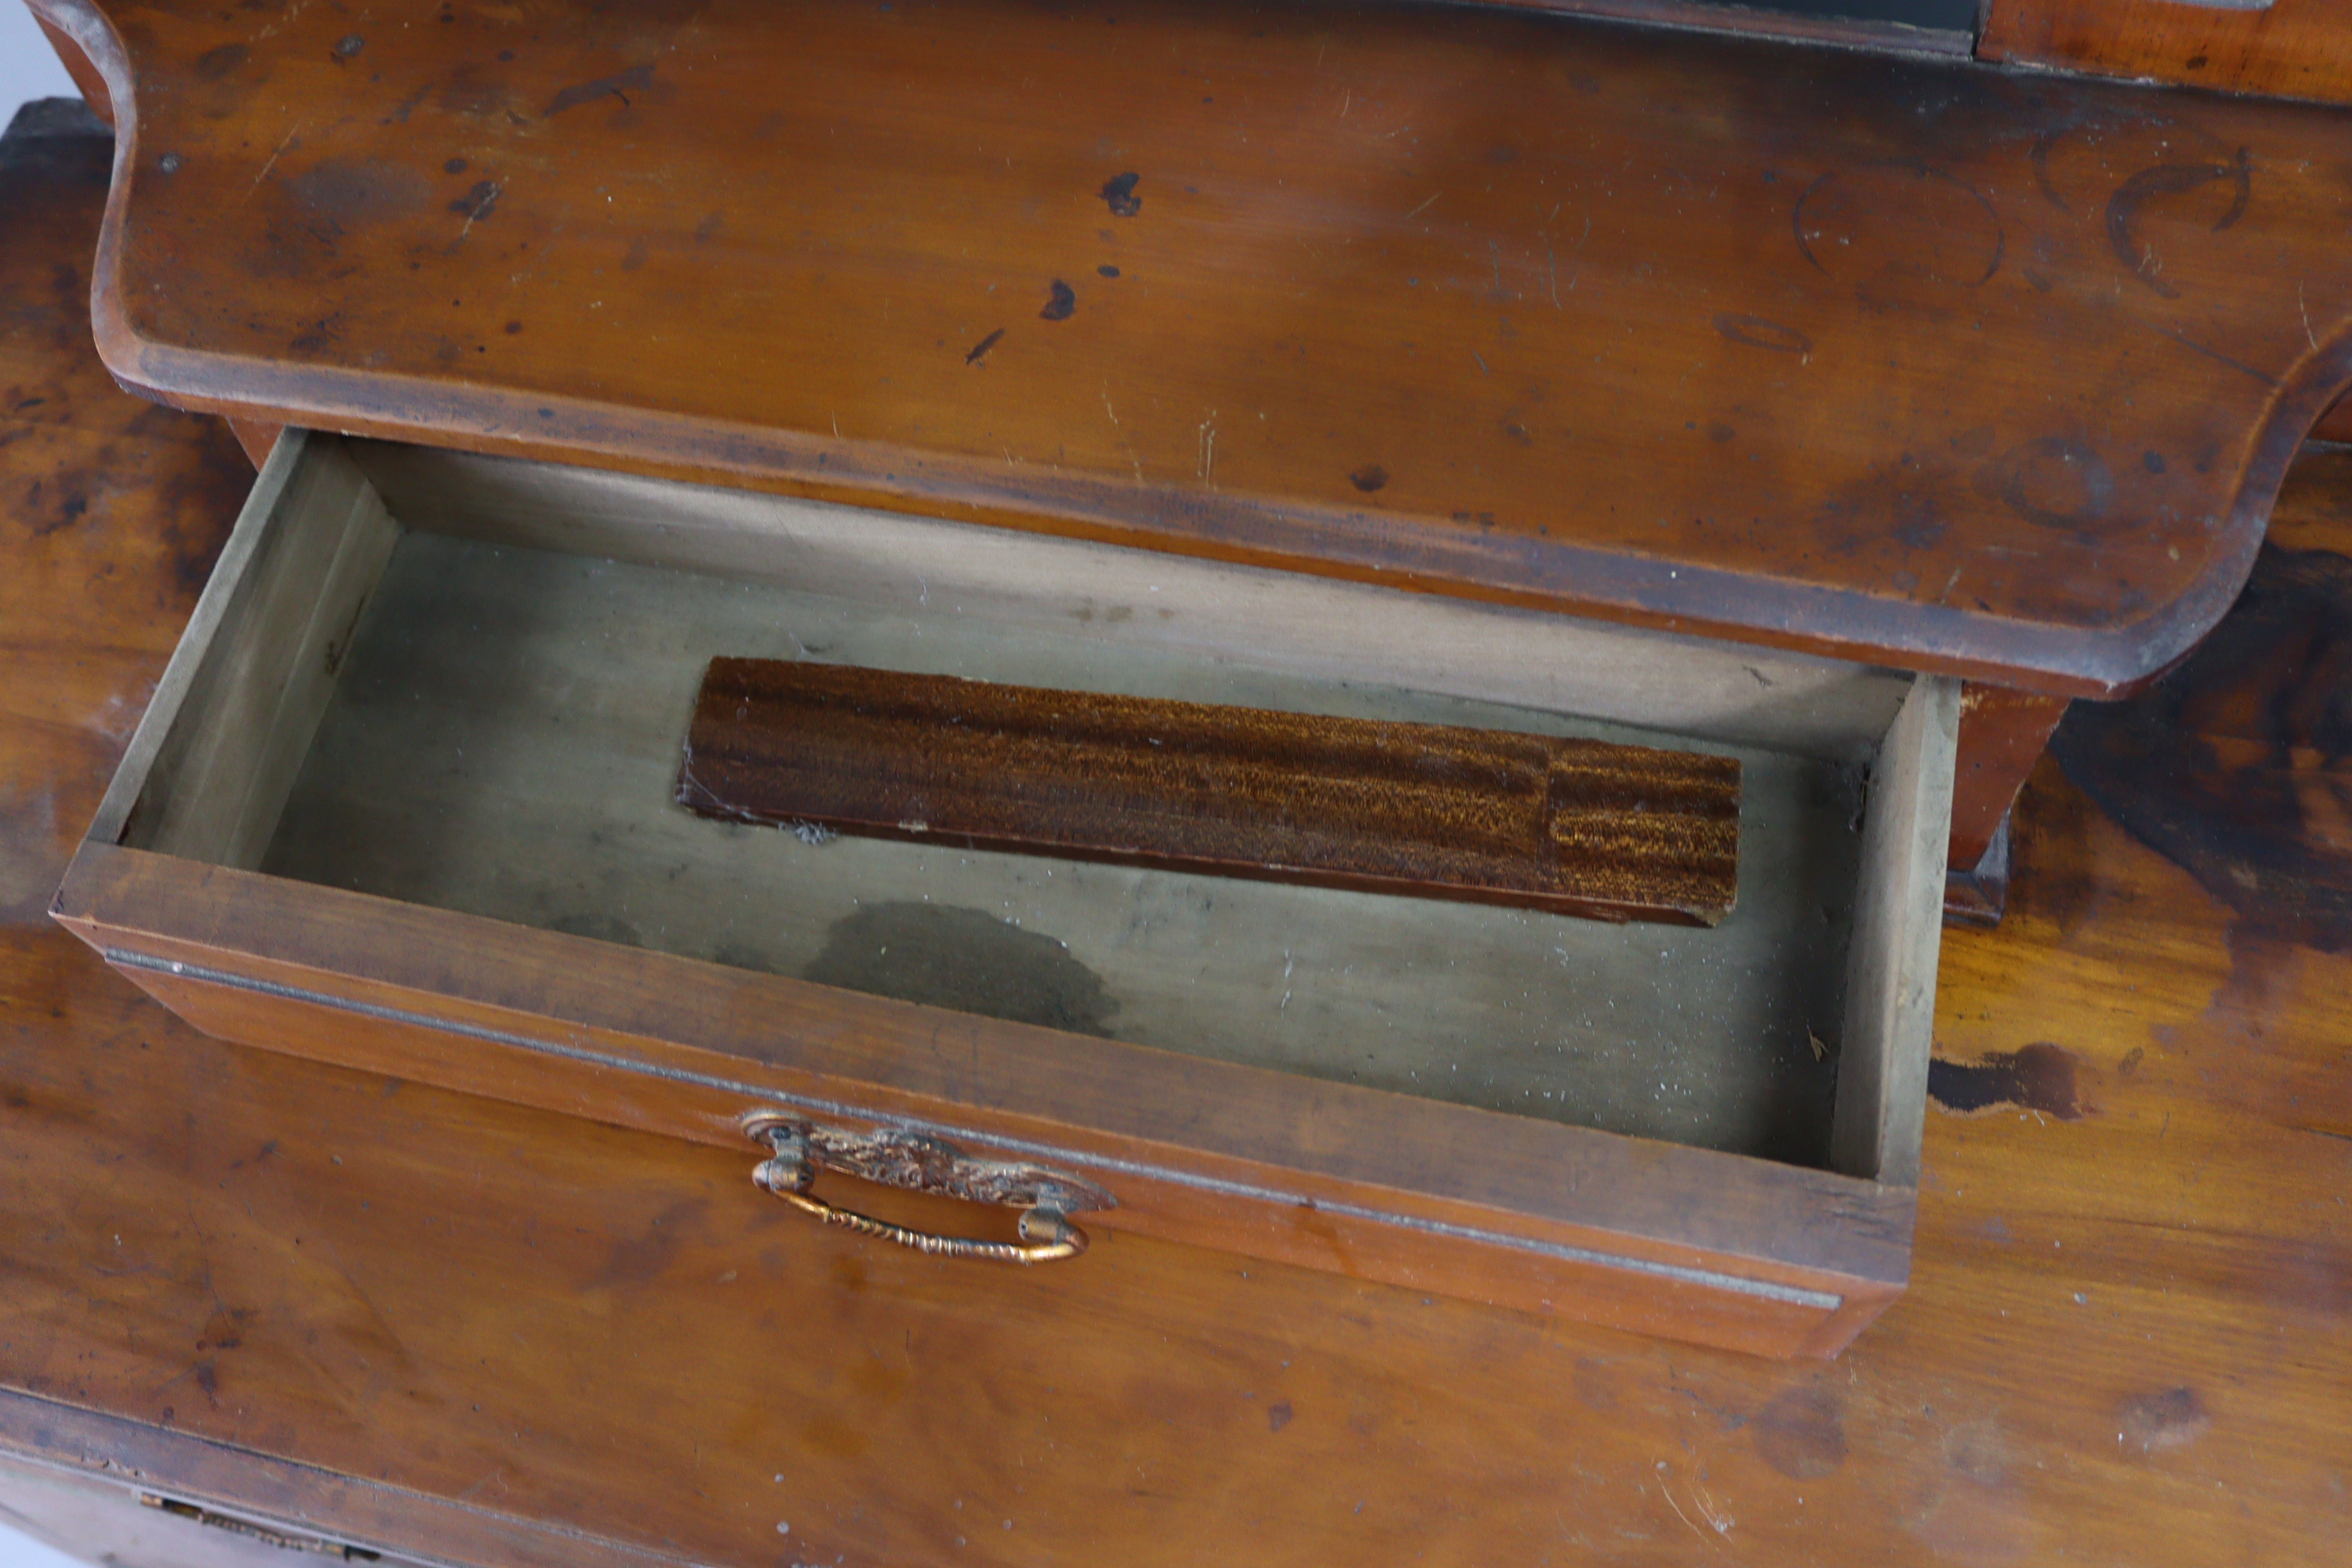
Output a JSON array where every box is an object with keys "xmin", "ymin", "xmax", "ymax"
[{"xmin": 97, "ymin": 942, "xmax": 1871, "ymax": 1315}]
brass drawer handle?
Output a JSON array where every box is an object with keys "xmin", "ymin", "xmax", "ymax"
[{"xmin": 742, "ymin": 1112, "xmax": 1112, "ymax": 1264}]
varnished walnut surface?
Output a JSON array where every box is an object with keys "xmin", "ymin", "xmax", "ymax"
[
  {"xmin": 1982, "ymin": 0, "xmax": 2352, "ymax": 107},
  {"xmin": 6, "ymin": 103, "xmax": 2352, "ymax": 1567},
  {"xmin": 30, "ymin": 0, "xmax": 2352, "ymax": 694}
]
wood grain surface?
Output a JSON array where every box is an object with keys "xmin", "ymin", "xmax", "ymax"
[
  {"xmin": 1981, "ymin": 0, "xmax": 2352, "ymax": 104},
  {"xmin": 677, "ymin": 657, "xmax": 1743, "ymax": 925},
  {"xmin": 7, "ymin": 100, "xmax": 2352, "ymax": 1567},
  {"xmin": 30, "ymin": 0, "xmax": 2352, "ymax": 696}
]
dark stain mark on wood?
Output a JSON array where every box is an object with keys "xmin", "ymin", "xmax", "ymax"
[
  {"xmin": 2030, "ymin": 130, "xmax": 2068, "ymax": 214},
  {"xmin": 1928, "ymin": 1042, "xmax": 2082, "ymax": 1118},
  {"xmin": 1795, "ymin": 163, "xmax": 2003, "ymax": 296},
  {"xmin": 448, "ymin": 179, "xmax": 500, "ymax": 222},
  {"xmin": 287, "ymin": 159, "xmax": 431, "ymax": 226},
  {"xmin": 193, "ymin": 43, "xmax": 248, "ymax": 81},
  {"xmin": 1713, "ymin": 313, "xmax": 1811, "ymax": 356},
  {"xmin": 964, "ymin": 327, "xmax": 1004, "ymax": 365},
  {"xmin": 546, "ymin": 63, "xmax": 654, "ymax": 118},
  {"xmin": 804, "ymin": 902, "xmax": 1117, "ymax": 1036},
  {"xmin": 2117, "ymin": 1387, "xmax": 2208, "ymax": 1453},
  {"xmin": 335, "ymin": 35, "xmax": 366, "ymax": 58},
  {"xmin": 1097, "ymin": 264, "xmax": 1120, "ymax": 278},
  {"xmin": 694, "ymin": 211, "xmax": 723, "ymax": 245},
  {"xmin": 621, "ymin": 236, "xmax": 650, "ymax": 272},
  {"xmin": 1040, "ymin": 280, "xmax": 1076, "ymax": 321},
  {"xmin": 2150, "ymin": 325, "xmax": 2278, "ymax": 390},
  {"xmin": 1350, "ymin": 465, "xmax": 1389, "ymax": 492},
  {"xmin": 25, "ymin": 483, "xmax": 89, "ymax": 537},
  {"xmin": 549, "ymin": 911, "xmax": 644, "ymax": 948},
  {"xmin": 677, "ymin": 658, "xmax": 1742, "ymax": 925},
  {"xmin": 1268, "ymin": 1400, "xmax": 1295, "ymax": 1432},
  {"xmin": 1753, "ymin": 1385, "xmax": 1846, "ymax": 1479},
  {"xmin": 1101, "ymin": 172, "xmax": 1142, "ymax": 217},
  {"xmin": 288, "ymin": 315, "xmax": 344, "ymax": 354},
  {"xmin": 1982, "ymin": 437, "xmax": 2114, "ymax": 531},
  {"xmin": 2107, "ymin": 149, "xmax": 2250, "ymax": 300},
  {"xmin": 443, "ymin": 156, "xmax": 467, "ymax": 175},
  {"xmin": 2052, "ymin": 543, "xmax": 2352, "ymax": 953},
  {"xmin": 589, "ymin": 1199, "xmax": 705, "ymax": 1287}
]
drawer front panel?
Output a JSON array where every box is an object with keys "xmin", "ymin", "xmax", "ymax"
[{"xmin": 66, "ymin": 886, "xmax": 1905, "ymax": 1361}]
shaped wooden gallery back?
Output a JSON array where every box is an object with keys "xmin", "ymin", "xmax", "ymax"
[{"xmin": 28, "ymin": 0, "xmax": 2352, "ymax": 696}]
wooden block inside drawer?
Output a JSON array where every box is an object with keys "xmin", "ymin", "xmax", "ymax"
[{"xmin": 677, "ymin": 658, "xmax": 1740, "ymax": 926}]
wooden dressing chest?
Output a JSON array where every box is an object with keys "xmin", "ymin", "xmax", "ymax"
[{"xmin": 25, "ymin": 0, "xmax": 2352, "ymax": 1360}]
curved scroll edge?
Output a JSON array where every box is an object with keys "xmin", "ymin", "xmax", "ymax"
[{"xmin": 43, "ymin": 0, "xmax": 2352, "ymax": 699}]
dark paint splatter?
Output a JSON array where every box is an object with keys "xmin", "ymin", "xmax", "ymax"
[
  {"xmin": 1097, "ymin": 264, "xmax": 1121, "ymax": 278},
  {"xmin": 448, "ymin": 179, "xmax": 500, "ymax": 222},
  {"xmin": 1928, "ymin": 1042, "xmax": 2082, "ymax": 1118},
  {"xmin": 546, "ymin": 64, "xmax": 654, "ymax": 118},
  {"xmin": 1267, "ymin": 1400, "xmax": 1294, "ymax": 1432},
  {"xmin": 964, "ymin": 328, "xmax": 1004, "ymax": 366},
  {"xmin": 1713, "ymin": 313, "xmax": 1811, "ymax": 356},
  {"xmin": 444, "ymin": 156, "xmax": 468, "ymax": 175},
  {"xmin": 1349, "ymin": 466, "xmax": 1389, "ymax": 493},
  {"xmin": 1040, "ymin": 280, "xmax": 1076, "ymax": 321},
  {"xmin": 1100, "ymin": 172, "xmax": 1142, "ymax": 217}
]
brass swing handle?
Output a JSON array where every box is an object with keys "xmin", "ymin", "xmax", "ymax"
[{"xmin": 742, "ymin": 1112, "xmax": 1111, "ymax": 1265}]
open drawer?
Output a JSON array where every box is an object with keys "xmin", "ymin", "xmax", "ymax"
[{"xmin": 54, "ymin": 432, "xmax": 1955, "ymax": 1359}]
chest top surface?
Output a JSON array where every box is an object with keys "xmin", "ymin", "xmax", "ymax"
[{"xmin": 36, "ymin": 0, "xmax": 2352, "ymax": 694}]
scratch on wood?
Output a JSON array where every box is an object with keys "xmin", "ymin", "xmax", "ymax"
[
  {"xmin": 1404, "ymin": 192, "xmax": 1438, "ymax": 220},
  {"xmin": 245, "ymin": 124, "xmax": 303, "ymax": 198}
]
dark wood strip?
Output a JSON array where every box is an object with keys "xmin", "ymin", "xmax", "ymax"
[{"xmin": 677, "ymin": 659, "xmax": 1740, "ymax": 925}]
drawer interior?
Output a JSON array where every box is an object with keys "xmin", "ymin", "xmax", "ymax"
[{"xmin": 104, "ymin": 435, "xmax": 1943, "ymax": 1179}]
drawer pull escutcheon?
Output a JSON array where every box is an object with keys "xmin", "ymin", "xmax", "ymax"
[{"xmin": 742, "ymin": 1111, "xmax": 1111, "ymax": 1263}]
